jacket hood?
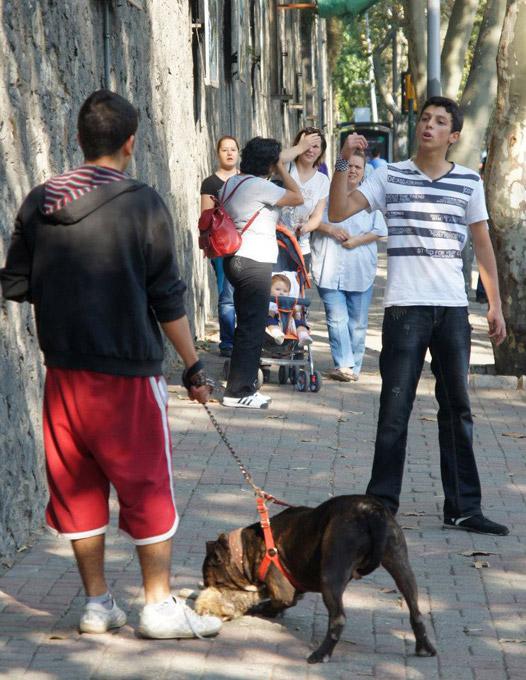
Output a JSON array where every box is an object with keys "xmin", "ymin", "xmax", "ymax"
[{"xmin": 41, "ymin": 179, "xmax": 146, "ymax": 225}]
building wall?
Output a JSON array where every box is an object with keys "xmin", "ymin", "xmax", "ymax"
[{"xmin": 0, "ymin": 0, "xmax": 332, "ymax": 564}]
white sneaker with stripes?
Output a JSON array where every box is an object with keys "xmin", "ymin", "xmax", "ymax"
[{"xmin": 222, "ymin": 392, "xmax": 271, "ymax": 409}]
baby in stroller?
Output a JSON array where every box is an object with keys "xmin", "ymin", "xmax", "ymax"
[{"xmin": 265, "ymin": 273, "xmax": 312, "ymax": 348}]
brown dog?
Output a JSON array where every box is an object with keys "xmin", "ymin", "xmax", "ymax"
[{"xmin": 197, "ymin": 495, "xmax": 436, "ymax": 663}]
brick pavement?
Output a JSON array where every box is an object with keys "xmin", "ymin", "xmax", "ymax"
[{"xmin": 1, "ymin": 254, "xmax": 525, "ymax": 680}]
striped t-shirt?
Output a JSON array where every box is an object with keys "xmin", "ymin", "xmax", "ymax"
[
  {"xmin": 358, "ymin": 160, "xmax": 488, "ymax": 307},
  {"xmin": 43, "ymin": 165, "xmax": 128, "ymax": 214}
]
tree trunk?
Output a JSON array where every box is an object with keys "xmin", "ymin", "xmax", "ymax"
[
  {"xmin": 485, "ymin": 0, "xmax": 526, "ymax": 375},
  {"xmin": 404, "ymin": 0, "xmax": 427, "ymax": 108},
  {"xmin": 440, "ymin": 0, "xmax": 479, "ymax": 99},
  {"xmin": 449, "ymin": 0, "xmax": 507, "ymax": 292}
]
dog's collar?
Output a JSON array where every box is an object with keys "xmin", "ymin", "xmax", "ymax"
[{"xmin": 256, "ymin": 498, "xmax": 304, "ymax": 592}]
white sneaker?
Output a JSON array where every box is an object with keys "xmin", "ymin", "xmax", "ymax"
[
  {"xmin": 222, "ymin": 392, "xmax": 271, "ymax": 409},
  {"xmin": 138, "ymin": 597, "xmax": 222, "ymax": 639},
  {"xmin": 266, "ymin": 326, "xmax": 285, "ymax": 345},
  {"xmin": 79, "ymin": 599, "xmax": 127, "ymax": 634},
  {"xmin": 297, "ymin": 329, "xmax": 312, "ymax": 348}
]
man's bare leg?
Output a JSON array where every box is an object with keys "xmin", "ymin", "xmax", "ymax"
[
  {"xmin": 136, "ymin": 538, "xmax": 172, "ymax": 604},
  {"xmin": 71, "ymin": 534, "xmax": 108, "ymax": 596}
]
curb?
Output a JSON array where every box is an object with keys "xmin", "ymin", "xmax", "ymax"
[{"xmin": 468, "ymin": 374, "xmax": 525, "ymax": 389}]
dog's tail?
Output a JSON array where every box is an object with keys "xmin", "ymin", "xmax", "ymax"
[{"xmin": 355, "ymin": 510, "xmax": 388, "ymax": 577}]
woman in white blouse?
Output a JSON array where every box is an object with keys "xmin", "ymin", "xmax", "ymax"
[{"xmin": 311, "ymin": 150, "xmax": 387, "ymax": 381}]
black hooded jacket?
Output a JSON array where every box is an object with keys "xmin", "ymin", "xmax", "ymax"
[{"xmin": 0, "ymin": 179, "xmax": 187, "ymax": 377}]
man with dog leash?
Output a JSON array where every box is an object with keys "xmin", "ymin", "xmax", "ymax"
[
  {"xmin": 1, "ymin": 90, "xmax": 222, "ymax": 638},
  {"xmin": 329, "ymin": 96, "xmax": 509, "ymax": 537}
]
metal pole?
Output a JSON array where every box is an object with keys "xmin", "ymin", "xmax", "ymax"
[
  {"xmin": 365, "ymin": 12, "xmax": 378, "ymax": 122},
  {"xmin": 103, "ymin": 0, "xmax": 111, "ymax": 89},
  {"xmin": 316, "ymin": 15, "xmax": 326, "ymax": 129},
  {"xmin": 427, "ymin": 0, "xmax": 441, "ymax": 97}
]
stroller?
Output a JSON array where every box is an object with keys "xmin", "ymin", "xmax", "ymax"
[{"xmin": 259, "ymin": 225, "xmax": 321, "ymax": 393}]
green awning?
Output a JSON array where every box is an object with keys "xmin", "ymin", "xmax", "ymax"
[{"xmin": 317, "ymin": 0, "xmax": 379, "ymax": 18}]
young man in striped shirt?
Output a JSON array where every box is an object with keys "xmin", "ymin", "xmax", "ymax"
[{"xmin": 329, "ymin": 96, "xmax": 508, "ymax": 536}]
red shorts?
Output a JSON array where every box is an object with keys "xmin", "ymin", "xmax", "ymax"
[{"xmin": 43, "ymin": 368, "xmax": 178, "ymax": 545}]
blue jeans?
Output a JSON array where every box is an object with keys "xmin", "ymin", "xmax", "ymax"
[
  {"xmin": 317, "ymin": 285, "xmax": 374, "ymax": 375},
  {"xmin": 366, "ymin": 306, "xmax": 482, "ymax": 519},
  {"xmin": 211, "ymin": 258, "xmax": 235, "ymax": 351}
]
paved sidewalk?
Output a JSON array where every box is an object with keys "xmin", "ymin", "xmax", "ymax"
[{"xmin": 1, "ymin": 254, "xmax": 525, "ymax": 680}]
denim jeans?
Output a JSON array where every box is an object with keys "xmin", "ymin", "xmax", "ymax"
[
  {"xmin": 223, "ymin": 256, "xmax": 272, "ymax": 397},
  {"xmin": 366, "ymin": 306, "xmax": 482, "ymax": 519},
  {"xmin": 211, "ymin": 258, "xmax": 235, "ymax": 351},
  {"xmin": 317, "ymin": 285, "xmax": 374, "ymax": 375}
]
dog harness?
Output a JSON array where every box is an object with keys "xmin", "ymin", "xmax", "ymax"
[{"xmin": 256, "ymin": 497, "xmax": 304, "ymax": 592}]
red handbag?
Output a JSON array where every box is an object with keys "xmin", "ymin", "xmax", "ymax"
[{"xmin": 198, "ymin": 177, "xmax": 260, "ymax": 258}]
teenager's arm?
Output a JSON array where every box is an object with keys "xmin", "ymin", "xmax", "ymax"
[
  {"xmin": 161, "ymin": 317, "xmax": 211, "ymax": 403},
  {"xmin": 328, "ymin": 133, "xmax": 370, "ymax": 222},
  {"xmin": 470, "ymin": 221, "xmax": 506, "ymax": 345},
  {"xmin": 0, "ymin": 215, "xmax": 32, "ymax": 303},
  {"xmin": 329, "ymin": 177, "xmax": 370, "ymax": 223}
]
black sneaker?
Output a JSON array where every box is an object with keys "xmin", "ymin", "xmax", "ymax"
[{"xmin": 443, "ymin": 514, "xmax": 509, "ymax": 536}]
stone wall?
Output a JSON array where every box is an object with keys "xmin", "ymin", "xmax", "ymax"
[{"xmin": 0, "ymin": 0, "xmax": 332, "ymax": 563}]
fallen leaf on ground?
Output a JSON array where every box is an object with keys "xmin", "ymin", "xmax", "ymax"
[
  {"xmin": 502, "ymin": 432, "xmax": 526, "ymax": 439},
  {"xmin": 348, "ymin": 411, "xmax": 364, "ymax": 415},
  {"xmin": 459, "ymin": 550, "xmax": 497, "ymax": 557},
  {"xmin": 463, "ymin": 627, "xmax": 483, "ymax": 635},
  {"xmin": 337, "ymin": 416, "xmax": 349, "ymax": 422},
  {"xmin": 401, "ymin": 525, "xmax": 416, "ymax": 530},
  {"xmin": 500, "ymin": 638, "xmax": 526, "ymax": 644},
  {"xmin": 419, "ymin": 416, "xmax": 436, "ymax": 422},
  {"xmin": 401, "ymin": 511, "xmax": 426, "ymax": 517},
  {"xmin": 379, "ymin": 587, "xmax": 397, "ymax": 594},
  {"xmin": 472, "ymin": 560, "xmax": 490, "ymax": 569},
  {"xmin": 266, "ymin": 414, "xmax": 287, "ymax": 419},
  {"xmin": 328, "ymin": 446, "xmax": 341, "ymax": 451}
]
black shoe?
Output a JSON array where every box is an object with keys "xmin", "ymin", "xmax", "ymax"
[
  {"xmin": 443, "ymin": 514, "xmax": 509, "ymax": 536},
  {"xmin": 219, "ymin": 347, "xmax": 232, "ymax": 358}
]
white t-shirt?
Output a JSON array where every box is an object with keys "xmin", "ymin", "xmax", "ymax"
[
  {"xmin": 357, "ymin": 160, "xmax": 488, "ymax": 307},
  {"xmin": 311, "ymin": 206, "xmax": 387, "ymax": 292},
  {"xmin": 219, "ymin": 175, "xmax": 286, "ymax": 263},
  {"xmin": 279, "ymin": 163, "xmax": 330, "ymax": 255}
]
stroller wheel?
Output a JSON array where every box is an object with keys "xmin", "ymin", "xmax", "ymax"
[
  {"xmin": 278, "ymin": 366, "xmax": 288, "ymax": 384},
  {"xmin": 295, "ymin": 369, "xmax": 307, "ymax": 392},
  {"xmin": 262, "ymin": 368, "xmax": 271, "ymax": 384},
  {"xmin": 309, "ymin": 370, "xmax": 322, "ymax": 393},
  {"xmin": 288, "ymin": 366, "xmax": 298, "ymax": 385},
  {"xmin": 223, "ymin": 360, "xmax": 230, "ymax": 380}
]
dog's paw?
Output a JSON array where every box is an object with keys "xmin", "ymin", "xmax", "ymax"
[
  {"xmin": 415, "ymin": 638, "xmax": 437, "ymax": 657},
  {"xmin": 307, "ymin": 650, "xmax": 330, "ymax": 664}
]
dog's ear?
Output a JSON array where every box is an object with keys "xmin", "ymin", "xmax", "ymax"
[{"xmin": 206, "ymin": 541, "xmax": 217, "ymax": 557}]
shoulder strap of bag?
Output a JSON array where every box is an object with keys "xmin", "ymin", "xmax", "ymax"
[{"xmin": 221, "ymin": 176, "xmax": 253, "ymax": 206}]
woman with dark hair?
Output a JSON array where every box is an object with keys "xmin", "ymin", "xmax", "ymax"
[
  {"xmin": 200, "ymin": 136, "xmax": 240, "ymax": 357},
  {"xmin": 279, "ymin": 127, "xmax": 330, "ymax": 272},
  {"xmin": 311, "ymin": 149, "xmax": 387, "ymax": 382},
  {"xmin": 220, "ymin": 136, "xmax": 304, "ymax": 409}
]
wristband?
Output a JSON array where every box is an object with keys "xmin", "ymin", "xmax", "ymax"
[
  {"xmin": 182, "ymin": 359, "xmax": 204, "ymax": 390},
  {"xmin": 335, "ymin": 156, "xmax": 349, "ymax": 173}
]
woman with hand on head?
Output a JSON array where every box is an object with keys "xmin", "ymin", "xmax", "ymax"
[
  {"xmin": 311, "ymin": 149, "xmax": 387, "ymax": 382},
  {"xmin": 279, "ymin": 127, "xmax": 330, "ymax": 272},
  {"xmin": 200, "ymin": 136, "xmax": 240, "ymax": 358},
  {"xmin": 220, "ymin": 137, "xmax": 304, "ymax": 409}
]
